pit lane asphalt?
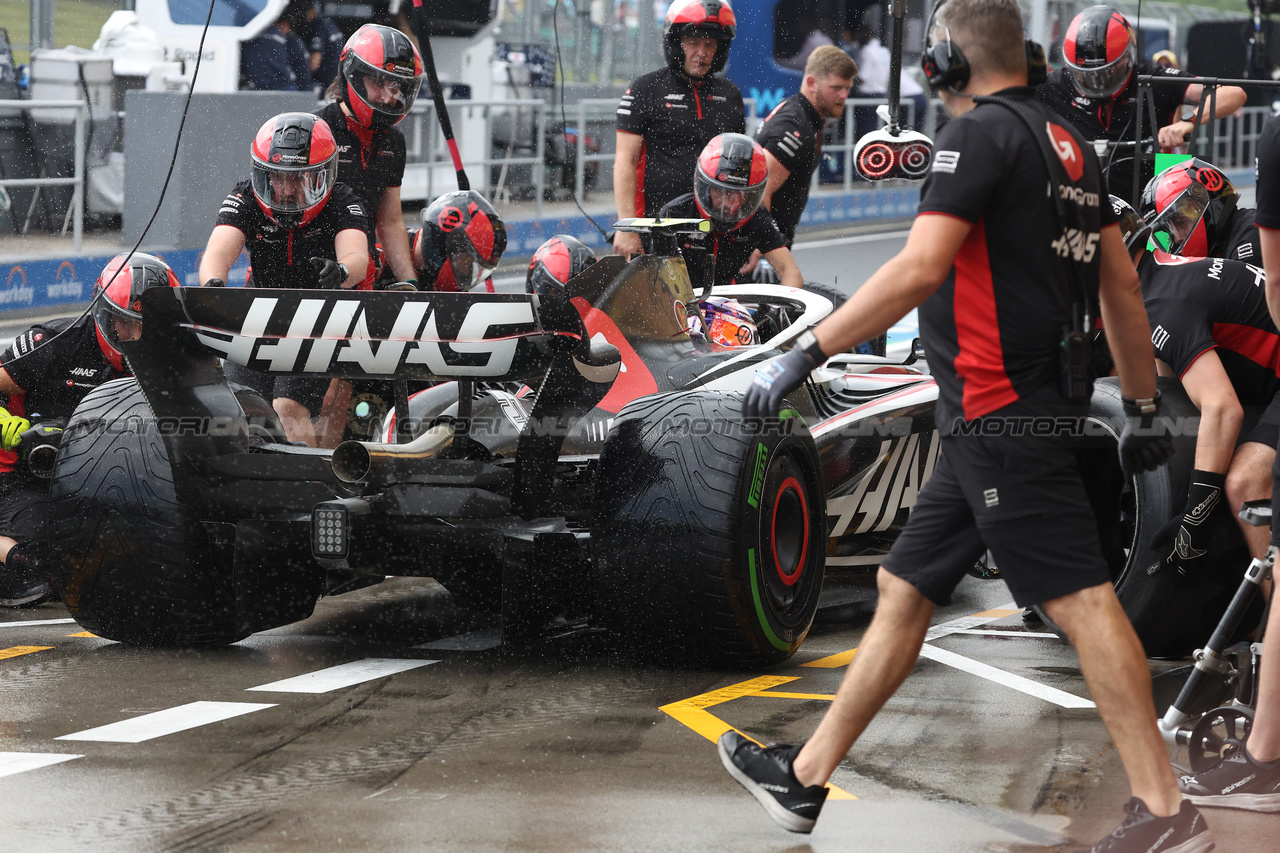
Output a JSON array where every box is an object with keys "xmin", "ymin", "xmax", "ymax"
[{"xmin": 0, "ymin": 227, "xmax": 1273, "ymax": 852}]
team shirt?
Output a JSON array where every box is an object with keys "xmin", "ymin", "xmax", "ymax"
[
  {"xmin": 616, "ymin": 68, "xmax": 745, "ymax": 217},
  {"xmin": 316, "ymin": 101, "xmax": 407, "ymax": 228},
  {"xmin": 0, "ymin": 317, "xmax": 122, "ymax": 475},
  {"xmin": 1257, "ymin": 116, "xmax": 1280, "ymax": 231},
  {"xmin": 1222, "ymin": 206, "xmax": 1262, "ymax": 263},
  {"xmin": 1038, "ymin": 63, "xmax": 1191, "ymax": 202},
  {"xmin": 753, "ymin": 93, "xmax": 823, "ymax": 246},
  {"xmin": 214, "ymin": 179, "xmax": 367, "ymax": 289},
  {"xmin": 658, "ymin": 193, "xmax": 786, "ymax": 290},
  {"xmin": 1139, "ymin": 251, "xmax": 1279, "ymax": 404},
  {"xmin": 916, "ymin": 87, "xmax": 1117, "ymax": 427}
]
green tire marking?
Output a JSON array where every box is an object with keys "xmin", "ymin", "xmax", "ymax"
[
  {"xmin": 748, "ymin": 548, "xmax": 791, "ymax": 652},
  {"xmin": 747, "ymin": 441, "xmax": 768, "ymax": 509}
]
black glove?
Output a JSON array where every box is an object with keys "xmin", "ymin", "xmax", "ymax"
[
  {"xmin": 742, "ymin": 330, "xmax": 825, "ymax": 421},
  {"xmin": 1149, "ymin": 469, "xmax": 1225, "ymax": 574},
  {"xmin": 310, "ymin": 257, "xmax": 348, "ymax": 289},
  {"xmin": 202, "ymin": 278, "xmax": 225, "ymax": 288},
  {"xmin": 1117, "ymin": 392, "xmax": 1174, "ymax": 477}
]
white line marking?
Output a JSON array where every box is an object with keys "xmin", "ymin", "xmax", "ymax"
[
  {"xmin": 0, "ymin": 752, "xmax": 83, "ymax": 779},
  {"xmin": 924, "ymin": 602, "xmax": 1019, "ymax": 641},
  {"xmin": 0, "ymin": 618, "xmax": 77, "ymax": 628},
  {"xmin": 946, "ymin": 629, "xmax": 1062, "ymax": 639},
  {"xmin": 415, "ymin": 628, "xmax": 504, "ymax": 651},
  {"xmin": 56, "ymin": 701, "xmax": 276, "ymax": 743},
  {"xmin": 917, "ymin": 644, "xmax": 1095, "ymax": 709},
  {"xmin": 791, "ymin": 230, "xmax": 912, "ymax": 251},
  {"xmin": 246, "ymin": 658, "xmax": 437, "ymax": 694}
]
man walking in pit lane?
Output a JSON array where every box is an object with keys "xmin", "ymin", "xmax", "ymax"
[
  {"xmin": 716, "ymin": 2, "xmax": 1211, "ymax": 850},
  {"xmin": 753, "ymin": 46, "xmax": 857, "ymax": 248},
  {"xmin": 0, "ymin": 253, "xmax": 178, "ymax": 607},
  {"xmin": 613, "ymin": 0, "xmax": 744, "ymax": 260},
  {"xmin": 1171, "ymin": 114, "xmax": 1280, "ymax": 813},
  {"xmin": 1037, "ymin": 5, "xmax": 1245, "ymax": 204},
  {"xmin": 1111, "ymin": 196, "xmax": 1278, "ymax": 572}
]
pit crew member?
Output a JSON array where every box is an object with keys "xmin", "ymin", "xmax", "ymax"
[
  {"xmin": 0, "ymin": 253, "xmax": 178, "ymax": 607},
  {"xmin": 319, "ymin": 23, "xmax": 423, "ymax": 286},
  {"xmin": 1174, "ymin": 115, "xmax": 1280, "ymax": 809},
  {"xmin": 613, "ymin": 0, "xmax": 744, "ymax": 259},
  {"xmin": 718, "ymin": 2, "xmax": 1203, "ymax": 851},
  {"xmin": 656, "ymin": 133, "xmax": 802, "ymax": 291},
  {"xmin": 1140, "ymin": 158, "xmax": 1261, "ymax": 263},
  {"xmin": 754, "ymin": 46, "xmax": 857, "ymax": 247},
  {"xmin": 1113, "ymin": 197, "xmax": 1276, "ymax": 569},
  {"xmin": 409, "ymin": 190, "xmax": 508, "ymax": 292},
  {"xmin": 1038, "ymin": 5, "xmax": 1245, "ymax": 203},
  {"xmin": 526, "ymin": 235, "xmax": 598, "ymax": 297},
  {"xmin": 198, "ymin": 111, "xmax": 370, "ymax": 447}
]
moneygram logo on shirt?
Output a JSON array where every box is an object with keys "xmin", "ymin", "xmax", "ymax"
[{"xmin": 1045, "ymin": 122, "xmax": 1084, "ymax": 181}]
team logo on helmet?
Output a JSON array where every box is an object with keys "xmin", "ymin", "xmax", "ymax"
[
  {"xmin": 1199, "ymin": 169, "xmax": 1223, "ymax": 192},
  {"xmin": 438, "ymin": 207, "xmax": 464, "ymax": 232}
]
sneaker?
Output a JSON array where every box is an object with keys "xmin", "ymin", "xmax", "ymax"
[
  {"xmin": 1179, "ymin": 748, "xmax": 1280, "ymax": 812},
  {"xmin": 1084, "ymin": 798, "xmax": 1214, "ymax": 853},
  {"xmin": 717, "ymin": 731, "xmax": 828, "ymax": 833}
]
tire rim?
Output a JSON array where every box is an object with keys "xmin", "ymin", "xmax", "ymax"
[
  {"xmin": 770, "ymin": 476, "xmax": 808, "ymax": 586},
  {"xmin": 758, "ymin": 450, "xmax": 818, "ymax": 619}
]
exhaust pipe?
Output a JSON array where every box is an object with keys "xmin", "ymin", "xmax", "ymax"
[{"xmin": 330, "ymin": 423, "xmax": 454, "ymax": 484}]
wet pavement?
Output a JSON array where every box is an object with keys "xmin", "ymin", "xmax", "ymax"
[{"xmin": 1, "ymin": 574, "xmax": 1273, "ymax": 853}]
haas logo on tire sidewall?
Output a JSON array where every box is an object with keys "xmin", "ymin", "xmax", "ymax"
[{"xmin": 1046, "ymin": 122, "xmax": 1084, "ymax": 182}]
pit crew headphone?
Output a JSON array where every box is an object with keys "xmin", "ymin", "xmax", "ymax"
[{"xmin": 920, "ymin": 16, "xmax": 1047, "ymax": 92}]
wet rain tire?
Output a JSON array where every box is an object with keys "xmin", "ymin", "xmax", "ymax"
[
  {"xmin": 47, "ymin": 379, "xmax": 277, "ymax": 647},
  {"xmin": 591, "ymin": 392, "xmax": 825, "ymax": 666}
]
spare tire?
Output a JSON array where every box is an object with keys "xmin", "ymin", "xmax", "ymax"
[
  {"xmin": 591, "ymin": 392, "xmax": 825, "ymax": 666},
  {"xmin": 1072, "ymin": 378, "xmax": 1253, "ymax": 657},
  {"xmin": 48, "ymin": 379, "xmax": 290, "ymax": 647}
]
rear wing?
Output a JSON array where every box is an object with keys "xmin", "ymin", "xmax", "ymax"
[{"xmin": 134, "ymin": 287, "xmax": 587, "ymax": 383}]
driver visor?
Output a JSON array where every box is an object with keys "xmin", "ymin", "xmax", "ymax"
[{"xmin": 1147, "ymin": 182, "xmax": 1209, "ymax": 254}]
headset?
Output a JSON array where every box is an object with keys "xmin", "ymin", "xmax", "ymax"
[{"xmin": 919, "ymin": 0, "xmax": 1048, "ymax": 94}]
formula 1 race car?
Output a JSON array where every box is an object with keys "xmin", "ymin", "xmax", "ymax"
[{"xmin": 46, "ymin": 220, "xmax": 938, "ymax": 666}]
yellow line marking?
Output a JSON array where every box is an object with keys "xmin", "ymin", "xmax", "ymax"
[
  {"xmin": 65, "ymin": 632, "xmax": 97, "ymax": 638},
  {"xmin": 802, "ymin": 648, "xmax": 858, "ymax": 668},
  {"xmin": 970, "ymin": 608, "xmax": 1021, "ymax": 619},
  {"xmin": 0, "ymin": 645, "xmax": 52, "ymax": 660},
  {"xmin": 660, "ymin": 676, "xmax": 855, "ymax": 800}
]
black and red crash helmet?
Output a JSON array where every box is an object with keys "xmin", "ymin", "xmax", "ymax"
[
  {"xmin": 1140, "ymin": 158, "xmax": 1240, "ymax": 258},
  {"xmin": 249, "ymin": 112, "xmax": 338, "ymax": 229},
  {"xmin": 1063, "ymin": 6, "xmax": 1137, "ymax": 100},
  {"xmin": 415, "ymin": 191, "xmax": 508, "ymax": 292},
  {"xmin": 527, "ymin": 235, "xmax": 598, "ymax": 298},
  {"xmin": 92, "ymin": 252, "xmax": 180, "ymax": 371},
  {"xmin": 340, "ymin": 24, "xmax": 424, "ymax": 131},
  {"xmin": 694, "ymin": 132, "xmax": 769, "ymax": 232},
  {"xmin": 663, "ymin": 0, "xmax": 737, "ymax": 77}
]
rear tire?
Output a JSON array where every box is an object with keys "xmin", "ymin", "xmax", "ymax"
[
  {"xmin": 48, "ymin": 379, "xmax": 285, "ymax": 647},
  {"xmin": 591, "ymin": 392, "xmax": 825, "ymax": 666}
]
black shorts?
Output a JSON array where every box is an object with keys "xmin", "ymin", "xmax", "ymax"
[
  {"xmin": 222, "ymin": 361, "xmax": 329, "ymax": 417},
  {"xmin": 1240, "ymin": 393, "xmax": 1280, "ymax": 449},
  {"xmin": 0, "ymin": 474, "xmax": 50, "ymax": 545},
  {"xmin": 882, "ymin": 433, "xmax": 1111, "ymax": 608}
]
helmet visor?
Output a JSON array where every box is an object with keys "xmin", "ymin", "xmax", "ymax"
[
  {"xmin": 250, "ymin": 158, "xmax": 338, "ymax": 215},
  {"xmin": 1065, "ymin": 48, "xmax": 1134, "ymax": 99},
  {"xmin": 347, "ymin": 54, "xmax": 422, "ymax": 119},
  {"xmin": 92, "ymin": 299, "xmax": 142, "ymax": 357},
  {"xmin": 1148, "ymin": 182, "xmax": 1209, "ymax": 254},
  {"xmin": 694, "ymin": 174, "xmax": 766, "ymax": 230},
  {"xmin": 448, "ymin": 248, "xmax": 497, "ymax": 291}
]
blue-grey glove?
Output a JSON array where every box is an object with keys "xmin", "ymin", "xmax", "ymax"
[
  {"xmin": 1117, "ymin": 391, "xmax": 1174, "ymax": 477},
  {"xmin": 742, "ymin": 330, "xmax": 826, "ymax": 421}
]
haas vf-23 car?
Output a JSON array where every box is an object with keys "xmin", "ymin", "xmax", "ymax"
[{"xmin": 47, "ymin": 239, "xmax": 938, "ymax": 666}]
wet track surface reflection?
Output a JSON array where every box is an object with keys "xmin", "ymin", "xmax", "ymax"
[{"xmin": 0, "ymin": 575, "xmax": 1273, "ymax": 852}]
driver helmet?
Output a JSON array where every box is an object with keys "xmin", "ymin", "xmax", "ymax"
[
  {"xmin": 694, "ymin": 133, "xmax": 769, "ymax": 233},
  {"xmin": 663, "ymin": 0, "xmax": 737, "ymax": 78},
  {"xmin": 692, "ymin": 296, "xmax": 758, "ymax": 347},
  {"xmin": 1063, "ymin": 6, "xmax": 1137, "ymax": 100},
  {"xmin": 249, "ymin": 112, "xmax": 338, "ymax": 229},
  {"xmin": 1140, "ymin": 159, "xmax": 1239, "ymax": 257},
  {"xmin": 339, "ymin": 24, "xmax": 424, "ymax": 131},
  {"xmin": 527, "ymin": 235, "xmax": 598, "ymax": 297},
  {"xmin": 1109, "ymin": 195, "xmax": 1153, "ymax": 251},
  {"xmin": 415, "ymin": 191, "xmax": 508, "ymax": 291},
  {"xmin": 92, "ymin": 252, "xmax": 180, "ymax": 372}
]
